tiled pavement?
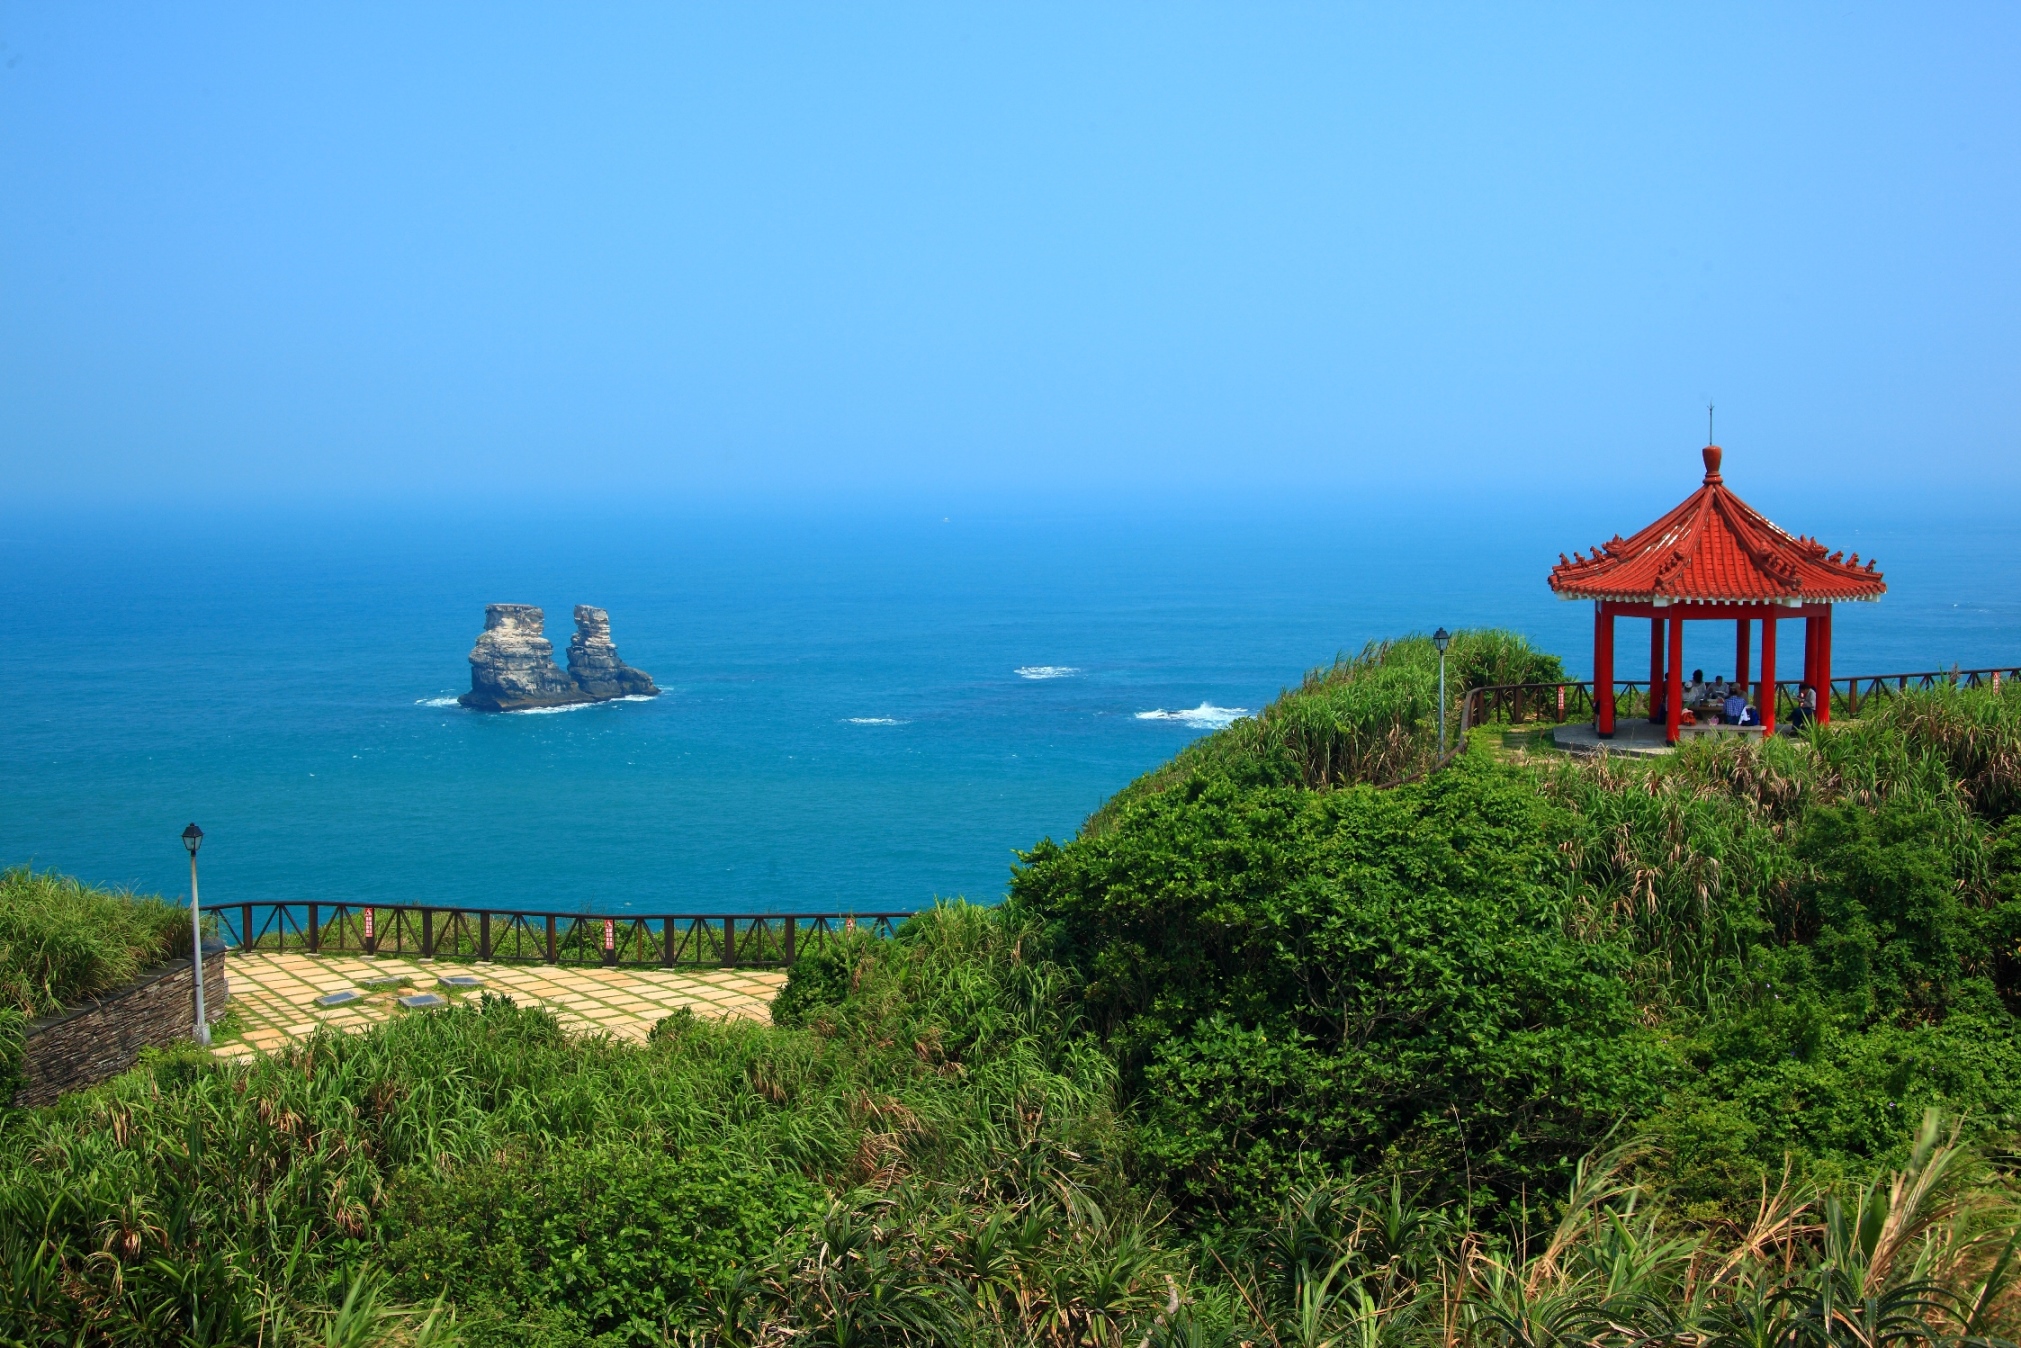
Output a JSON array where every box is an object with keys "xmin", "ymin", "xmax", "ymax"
[{"xmin": 217, "ymin": 950, "xmax": 787, "ymax": 1060}]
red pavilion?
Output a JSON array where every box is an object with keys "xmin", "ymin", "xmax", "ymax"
[{"xmin": 1549, "ymin": 445, "xmax": 1885, "ymax": 744}]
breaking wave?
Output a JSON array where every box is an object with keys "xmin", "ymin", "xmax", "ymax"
[
  {"xmin": 1015, "ymin": 666, "xmax": 1080, "ymax": 680},
  {"xmin": 508, "ymin": 695, "xmax": 657, "ymax": 715},
  {"xmin": 416, "ymin": 696, "xmax": 462, "ymax": 708},
  {"xmin": 845, "ymin": 717, "xmax": 908, "ymax": 725},
  {"xmin": 1135, "ymin": 703, "xmax": 1250, "ymax": 730}
]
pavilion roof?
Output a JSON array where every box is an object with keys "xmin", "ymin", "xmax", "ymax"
[{"xmin": 1548, "ymin": 446, "xmax": 1886, "ymax": 605}]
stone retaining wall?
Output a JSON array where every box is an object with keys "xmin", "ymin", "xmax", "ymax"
[{"xmin": 12, "ymin": 943, "xmax": 231, "ymax": 1107}]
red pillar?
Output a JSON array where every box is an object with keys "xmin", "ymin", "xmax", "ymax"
[
  {"xmin": 1817, "ymin": 606, "xmax": 1833, "ymax": 726},
  {"xmin": 1735, "ymin": 618, "xmax": 1751, "ymax": 692},
  {"xmin": 1595, "ymin": 604, "xmax": 1615, "ymax": 737},
  {"xmin": 1802, "ymin": 614, "xmax": 1819, "ymax": 700},
  {"xmin": 1649, "ymin": 618, "xmax": 1665, "ymax": 722},
  {"xmin": 1666, "ymin": 613, "xmax": 1684, "ymax": 745},
  {"xmin": 1759, "ymin": 616, "xmax": 1778, "ymax": 735}
]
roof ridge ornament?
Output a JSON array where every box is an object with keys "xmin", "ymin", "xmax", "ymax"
[{"xmin": 1701, "ymin": 443, "xmax": 1723, "ymax": 485}]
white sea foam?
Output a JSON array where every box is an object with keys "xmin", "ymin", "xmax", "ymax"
[
  {"xmin": 1015, "ymin": 666, "xmax": 1080, "ymax": 680},
  {"xmin": 500, "ymin": 695, "xmax": 656, "ymax": 715},
  {"xmin": 845, "ymin": 717, "xmax": 907, "ymax": 725},
  {"xmin": 416, "ymin": 695, "xmax": 462, "ymax": 708},
  {"xmin": 1135, "ymin": 703, "xmax": 1250, "ymax": 730}
]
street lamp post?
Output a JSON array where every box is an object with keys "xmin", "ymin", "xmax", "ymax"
[
  {"xmin": 182, "ymin": 823, "xmax": 210, "ymax": 1047},
  {"xmin": 1432, "ymin": 628, "xmax": 1452, "ymax": 757}
]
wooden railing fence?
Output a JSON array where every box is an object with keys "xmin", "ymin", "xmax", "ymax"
[
  {"xmin": 1460, "ymin": 665, "xmax": 2021, "ymax": 730},
  {"xmin": 222, "ymin": 903, "xmax": 909, "ymax": 969}
]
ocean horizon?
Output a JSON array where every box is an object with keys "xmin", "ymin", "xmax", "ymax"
[{"xmin": 5, "ymin": 487, "xmax": 2017, "ymax": 916}]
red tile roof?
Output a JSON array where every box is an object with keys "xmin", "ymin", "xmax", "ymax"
[{"xmin": 1549, "ymin": 446, "xmax": 1886, "ymax": 604}]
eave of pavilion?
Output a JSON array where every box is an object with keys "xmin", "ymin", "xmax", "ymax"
[
  {"xmin": 1546, "ymin": 445, "xmax": 1885, "ymax": 609},
  {"xmin": 1557, "ymin": 594, "xmax": 1872, "ymax": 614}
]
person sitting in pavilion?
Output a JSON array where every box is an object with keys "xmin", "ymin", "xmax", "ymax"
[
  {"xmin": 1722, "ymin": 686, "xmax": 1757, "ymax": 726},
  {"xmin": 1683, "ymin": 669, "xmax": 1708, "ymax": 706}
]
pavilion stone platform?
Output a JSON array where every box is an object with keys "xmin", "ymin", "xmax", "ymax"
[{"xmin": 1551, "ymin": 718, "xmax": 1767, "ymax": 758}]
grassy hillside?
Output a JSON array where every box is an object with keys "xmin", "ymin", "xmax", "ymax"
[
  {"xmin": 6, "ymin": 636, "xmax": 2021, "ymax": 1346},
  {"xmin": 0, "ymin": 867, "xmax": 190, "ymax": 1017},
  {"xmin": 1083, "ymin": 629, "xmax": 1563, "ymax": 836}
]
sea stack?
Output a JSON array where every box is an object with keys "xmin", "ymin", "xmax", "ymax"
[
  {"xmin": 566, "ymin": 605, "xmax": 659, "ymax": 700},
  {"xmin": 459, "ymin": 605, "xmax": 591, "ymax": 711}
]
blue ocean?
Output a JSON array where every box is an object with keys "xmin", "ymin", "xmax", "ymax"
[{"xmin": 4, "ymin": 489, "xmax": 2016, "ymax": 916}]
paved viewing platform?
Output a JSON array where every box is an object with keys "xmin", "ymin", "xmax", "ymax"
[
  {"xmin": 216, "ymin": 950, "xmax": 786, "ymax": 1060},
  {"xmin": 1549, "ymin": 718, "xmax": 1773, "ymax": 758}
]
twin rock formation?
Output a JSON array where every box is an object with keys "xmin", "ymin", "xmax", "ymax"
[{"xmin": 459, "ymin": 605, "xmax": 659, "ymax": 712}]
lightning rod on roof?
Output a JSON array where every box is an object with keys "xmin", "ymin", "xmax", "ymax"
[{"xmin": 1707, "ymin": 401, "xmax": 1714, "ymax": 445}]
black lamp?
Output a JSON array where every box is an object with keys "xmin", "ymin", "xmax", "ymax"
[
  {"xmin": 181, "ymin": 823, "xmax": 210, "ymax": 1046},
  {"xmin": 1431, "ymin": 628, "xmax": 1451, "ymax": 755}
]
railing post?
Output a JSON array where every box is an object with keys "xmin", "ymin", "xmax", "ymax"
[
  {"xmin": 545, "ymin": 915, "xmax": 557, "ymax": 964},
  {"xmin": 240, "ymin": 903, "xmax": 252, "ymax": 950},
  {"xmin": 480, "ymin": 911, "xmax": 491, "ymax": 961},
  {"xmin": 364, "ymin": 906, "xmax": 377, "ymax": 956},
  {"xmin": 421, "ymin": 908, "xmax": 434, "ymax": 959},
  {"xmin": 783, "ymin": 916, "xmax": 796, "ymax": 966},
  {"xmin": 724, "ymin": 916, "xmax": 737, "ymax": 967},
  {"xmin": 662, "ymin": 918, "xmax": 675, "ymax": 968},
  {"xmin": 603, "ymin": 917, "xmax": 616, "ymax": 967},
  {"xmin": 307, "ymin": 903, "xmax": 319, "ymax": 954}
]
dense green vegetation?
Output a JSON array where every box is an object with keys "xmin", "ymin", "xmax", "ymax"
[
  {"xmin": 0, "ymin": 867, "xmax": 191, "ymax": 1104},
  {"xmin": 6, "ymin": 630, "xmax": 2021, "ymax": 1346},
  {"xmin": 0, "ymin": 866, "xmax": 190, "ymax": 1017}
]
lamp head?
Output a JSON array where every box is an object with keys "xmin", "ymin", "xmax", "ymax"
[
  {"xmin": 181, "ymin": 823, "xmax": 203, "ymax": 856},
  {"xmin": 1431, "ymin": 627, "xmax": 1451, "ymax": 655}
]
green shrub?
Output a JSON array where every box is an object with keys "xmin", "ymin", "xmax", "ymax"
[
  {"xmin": 769, "ymin": 927, "xmax": 883, "ymax": 1029},
  {"xmin": 1015, "ymin": 757, "xmax": 1673, "ymax": 1213},
  {"xmin": 381, "ymin": 1140, "xmax": 822, "ymax": 1345}
]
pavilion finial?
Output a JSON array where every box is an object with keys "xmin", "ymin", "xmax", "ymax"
[{"xmin": 1702, "ymin": 443, "xmax": 1723, "ymax": 484}]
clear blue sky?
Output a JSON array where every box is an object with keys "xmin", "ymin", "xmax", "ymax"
[{"xmin": 2, "ymin": 5, "xmax": 2016, "ymax": 507}]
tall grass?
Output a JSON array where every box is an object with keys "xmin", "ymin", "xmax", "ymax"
[
  {"xmin": 0, "ymin": 866, "xmax": 189, "ymax": 1016},
  {"xmin": 1533, "ymin": 683, "xmax": 2021, "ymax": 1015}
]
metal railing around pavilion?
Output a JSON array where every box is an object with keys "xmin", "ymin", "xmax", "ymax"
[
  {"xmin": 1460, "ymin": 664, "xmax": 2021, "ymax": 731},
  {"xmin": 219, "ymin": 903, "xmax": 912, "ymax": 969}
]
